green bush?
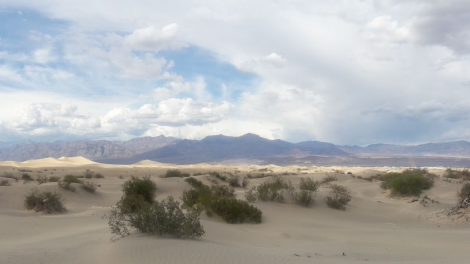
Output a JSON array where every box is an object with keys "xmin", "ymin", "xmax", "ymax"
[
  {"xmin": 326, "ymin": 184, "xmax": 351, "ymax": 210},
  {"xmin": 182, "ymin": 180, "xmax": 262, "ymax": 224},
  {"xmin": 293, "ymin": 190, "xmax": 314, "ymax": 207},
  {"xmin": 210, "ymin": 198, "xmax": 262, "ymax": 223},
  {"xmin": 25, "ymin": 190, "xmax": 66, "ymax": 214},
  {"xmin": 209, "ymin": 171, "xmax": 227, "ymax": 181},
  {"xmin": 109, "ymin": 196, "xmax": 204, "ymax": 238},
  {"xmin": 380, "ymin": 169, "xmax": 434, "ymax": 196},
  {"xmin": 184, "ymin": 177, "xmax": 205, "ymax": 189},
  {"xmin": 254, "ymin": 177, "xmax": 289, "ymax": 202},
  {"xmin": 82, "ymin": 181, "xmax": 97, "ymax": 193},
  {"xmin": 122, "ymin": 177, "xmax": 157, "ymax": 203},
  {"xmin": 458, "ymin": 183, "xmax": 470, "ymax": 203},
  {"xmin": 164, "ymin": 169, "xmax": 190, "ymax": 178},
  {"xmin": 299, "ymin": 178, "xmax": 319, "ymax": 192}
]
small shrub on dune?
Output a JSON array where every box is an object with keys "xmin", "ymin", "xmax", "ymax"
[
  {"xmin": 109, "ymin": 196, "xmax": 204, "ymax": 238},
  {"xmin": 209, "ymin": 171, "xmax": 227, "ymax": 181},
  {"xmin": 48, "ymin": 176, "xmax": 60, "ymax": 182},
  {"xmin": 0, "ymin": 179, "xmax": 10, "ymax": 186},
  {"xmin": 184, "ymin": 177, "xmax": 205, "ymax": 189},
  {"xmin": 164, "ymin": 169, "xmax": 190, "ymax": 178},
  {"xmin": 299, "ymin": 178, "xmax": 319, "ymax": 192},
  {"xmin": 36, "ymin": 175, "xmax": 48, "ymax": 184},
  {"xmin": 25, "ymin": 190, "xmax": 66, "ymax": 214},
  {"xmin": 458, "ymin": 183, "xmax": 470, "ymax": 204},
  {"xmin": 84, "ymin": 169, "xmax": 104, "ymax": 179},
  {"xmin": 293, "ymin": 190, "xmax": 314, "ymax": 207},
  {"xmin": 210, "ymin": 198, "xmax": 262, "ymax": 223},
  {"xmin": 182, "ymin": 180, "xmax": 262, "ymax": 224},
  {"xmin": 228, "ymin": 176, "xmax": 241, "ymax": 187},
  {"xmin": 255, "ymin": 176, "xmax": 289, "ymax": 202},
  {"xmin": 122, "ymin": 176, "xmax": 157, "ymax": 203},
  {"xmin": 245, "ymin": 187, "xmax": 257, "ymax": 203},
  {"xmin": 82, "ymin": 181, "xmax": 97, "ymax": 193},
  {"xmin": 21, "ymin": 173, "xmax": 33, "ymax": 182},
  {"xmin": 326, "ymin": 184, "xmax": 352, "ymax": 210},
  {"xmin": 445, "ymin": 168, "xmax": 470, "ymax": 181},
  {"xmin": 58, "ymin": 175, "xmax": 82, "ymax": 192},
  {"xmin": 380, "ymin": 169, "xmax": 434, "ymax": 196},
  {"xmin": 320, "ymin": 175, "xmax": 337, "ymax": 184}
]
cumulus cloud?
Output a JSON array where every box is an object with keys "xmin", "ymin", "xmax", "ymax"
[{"xmin": 125, "ymin": 23, "xmax": 182, "ymax": 51}]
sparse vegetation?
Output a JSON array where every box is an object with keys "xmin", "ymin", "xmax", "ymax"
[
  {"xmin": 48, "ymin": 176, "xmax": 60, "ymax": 182},
  {"xmin": 445, "ymin": 168, "xmax": 470, "ymax": 181},
  {"xmin": 108, "ymin": 196, "xmax": 204, "ymax": 238},
  {"xmin": 253, "ymin": 176, "xmax": 290, "ymax": 202},
  {"xmin": 182, "ymin": 178, "xmax": 262, "ymax": 224},
  {"xmin": 21, "ymin": 173, "xmax": 33, "ymax": 182},
  {"xmin": 380, "ymin": 169, "xmax": 434, "ymax": 196},
  {"xmin": 293, "ymin": 190, "xmax": 314, "ymax": 207},
  {"xmin": 209, "ymin": 171, "xmax": 227, "ymax": 181},
  {"xmin": 84, "ymin": 169, "xmax": 104, "ymax": 179},
  {"xmin": 320, "ymin": 175, "xmax": 337, "ymax": 184},
  {"xmin": 36, "ymin": 175, "xmax": 48, "ymax": 184},
  {"xmin": 326, "ymin": 184, "xmax": 352, "ymax": 210},
  {"xmin": 164, "ymin": 169, "xmax": 190, "ymax": 178},
  {"xmin": 25, "ymin": 190, "xmax": 66, "ymax": 214},
  {"xmin": 299, "ymin": 177, "xmax": 319, "ymax": 192},
  {"xmin": 1, "ymin": 172, "xmax": 17, "ymax": 181},
  {"xmin": 458, "ymin": 183, "xmax": 470, "ymax": 204},
  {"xmin": 0, "ymin": 179, "xmax": 10, "ymax": 186},
  {"xmin": 82, "ymin": 181, "xmax": 97, "ymax": 193},
  {"xmin": 58, "ymin": 175, "xmax": 83, "ymax": 192}
]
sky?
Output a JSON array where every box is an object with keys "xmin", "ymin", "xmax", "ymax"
[{"xmin": 0, "ymin": 0, "xmax": 469, "ymax": 145}]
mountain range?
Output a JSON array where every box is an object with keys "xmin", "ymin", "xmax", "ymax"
[{"xmin": 2, "ymin": 134, "xmax": 470, "ymax": 167}]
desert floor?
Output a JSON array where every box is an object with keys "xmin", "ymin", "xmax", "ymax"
[{"xmin": 1, "ymin": 157, "xmax": 469, "ymax": 263}]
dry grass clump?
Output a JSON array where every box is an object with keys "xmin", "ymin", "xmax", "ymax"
[
  {"xmin": 25, "ymin": 190, "xmax": 66, "ymax": 214},
  {"xmin": 84, "ymin": 169, "xmax": 104, "ymax": 179},
  {"xmin": 21, "ymin": 173, "xmax": 33, "ymax": 182},
  {"xmin": 228, "ymin": 176, "xmax": 249, "ymax": 188},
  {"xmin": 58, "ymin": 175, "xmax": 83, "ymax": 191},
  {"xmin": 249, "ymin": 176, "xmax": 290, "ymax": 202},
  {"xmin": 326, "ymin": 184, "xmax": 352, "ymax": 210},
  {"xmin": 36, "ymin": 175, "xmax": 48, "ymax": 184}
]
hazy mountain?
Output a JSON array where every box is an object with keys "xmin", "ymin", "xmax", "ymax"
[
  {"xmin": 2, "ymin": 134, "xmax": 470, "ymax": 166},
  {"xmin": 100, "ymin": 134, "xmax": 350, "ymax": 164},
  {"xmin": 0, "ymin": 136, "xmax": 178, "ymax": 162},
  {"xmin": 344, "ymin": 141, "xmax": 470, "ymax": 157}
]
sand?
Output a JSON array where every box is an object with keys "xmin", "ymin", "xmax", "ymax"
[{"xmin": 1, "ymin": 158, "xmax": 469, "ymax": 263}]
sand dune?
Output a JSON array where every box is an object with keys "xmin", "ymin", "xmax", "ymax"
[{"xmin": 1, "ymin": 162, "xmax": 469, "ymax": 263}]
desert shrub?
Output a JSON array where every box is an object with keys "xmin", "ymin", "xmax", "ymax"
[
  {"xmin": 37, "ymin": 175, "xmax": 48, "ymax": 184},
  {"xmin": 63, "ymin": 175, "xmax": 83, "ymax": 184},
  {"xmin": 299, "ymin": 178, "xmax": 319, "ymax": 192},
  {"xmin": 254, "ymin": 177, "xmax": 289, "ymax": 202},
  {"xmin": 380, "ymin": 169, "xmax": 434, "ymax": 196},
  {"xmin": 209, "ymin": 171, "xmax": 227, "ymax": 181},
  {"xmin": 164, "ymin": 169, "xmax": 190, "ymax": 178},
  {"xmin": 1, "ymin": 172, "xmax": 17, "ymax": 181},
  {"xmin": 184, "ymin": 177, "xmax": 205, "ymax": 189},
  {"xmin": 21, "ymin": 173, "xmax": 33, "ymax": 181},
  {"xmin": 0, "ymin": 179, "xmax": 10, "ymax": 186},
  {"xmin": 24, "ymin": 190, "xmax": 66, "ymax": 214},
  {"xmin": 48, "ymin": 176, "xmax": 60, "ymax": 182},
  {"xmin": 242, "ymin": 177, "xmax": 249, "ymax": 188},
  {"xmin": 228, "ymin": 176, "xmax": 241, "ymax": 187},
  {"xmin": 445, "ymin": 168, "xmax": 470, "ymax": 180},
  {"xmin": 320, "ymin": 175, "xmax": 337, "ymax": 184},
  {"xmin": 182, "ymin": 180, "xmax": 262, "ymax": 224},
  {"xmin": 122, "ymin": 177, "xmax": 157, "ymax": 203},
  {"xmin": 292, "ymin": 190, "xmax": 314, "ymax": 207},
  {"xmin": 82, "ymin": 181, "xmax": 97, "ymax": 193},
  {"xmin": 245, "ymin": 187, "xmax": 257, "ymax": 203},
  {"xmin": 326, "ymin": 184, "xmax": 352, "ymax": 210},
  {"xmin": 84, "ymin": 169, "xmax": 104, "ymax": 179},
  {"xmin": 109, "ymin": 196, "xmax": 204, "ymax": 238},
  {"xmin": 458, "ymin": 183, "xmax": 470, "ymax": 203},
  {"xmin": 210, "ymin": 198, "xmax": 262, "ymax": 223},
  {"xmin": 58, "ymin": 175, "xmax": 82, "ymax": 191}
]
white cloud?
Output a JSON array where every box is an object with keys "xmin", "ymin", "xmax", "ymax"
[
  {"xmin": 33, "ymin": 48, "xmax": 57, "ymax": 64},
  {"xmin": 125, "ymin": 23, "xmax": 182, "ymax": 51}
]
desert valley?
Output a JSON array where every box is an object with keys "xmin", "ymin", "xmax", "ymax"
[{"xmin": 1, "ymin": 156, "xmax": 470, "ymax": 263}]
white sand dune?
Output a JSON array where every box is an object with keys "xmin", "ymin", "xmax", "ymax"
[{"xmin": 1, "ymin": 163, "xmax": 469, "ymax": 263}]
